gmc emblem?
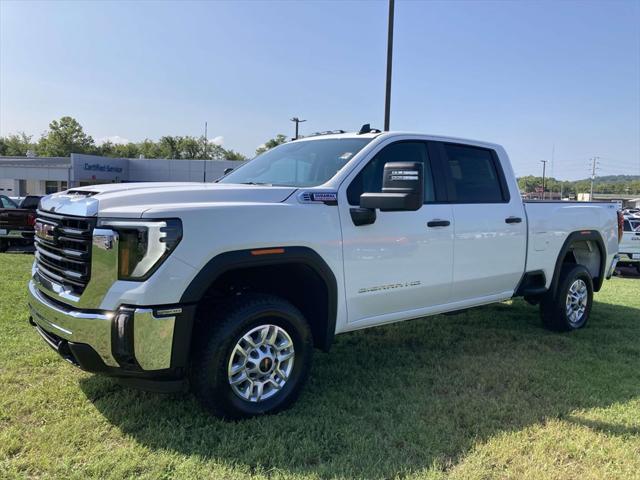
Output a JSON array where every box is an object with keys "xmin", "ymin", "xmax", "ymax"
[{"xmin": 34, "ymin": 221, "xmax": 55, "ymax": 242}]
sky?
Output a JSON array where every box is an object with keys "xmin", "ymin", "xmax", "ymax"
[{"xmin": 1, "ymin": 0, "xmax": 639, "ymax": 180}]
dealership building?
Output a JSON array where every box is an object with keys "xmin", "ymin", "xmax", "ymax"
[{"xmin": 0, "ymin": 154, "xmax": 242, "ymax": 196}]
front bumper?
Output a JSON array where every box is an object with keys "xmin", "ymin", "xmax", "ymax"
[{"xmin": 28, "ymin": 280, "xmax": 195, "ymax": 384}]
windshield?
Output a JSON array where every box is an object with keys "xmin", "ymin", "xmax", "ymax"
[{"xmin": 219, "ymin": 138, "xmax": 372, "ymax": 187}]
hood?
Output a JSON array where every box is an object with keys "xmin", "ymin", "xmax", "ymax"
[{"xmin": 39, "ymin": 182, "xmax": 298, "ymax": 218}]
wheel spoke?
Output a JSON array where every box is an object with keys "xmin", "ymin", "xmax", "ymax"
[
  {"xmin": 230, "ymin": 372, "xmax": 248, "ymax": 386},
  {"xmin": 254, "ymin": 382, "xmax": 264, "ymax": 402},
  {"xmin": 268, "ymin": 326, "xmax": 279, "ymax": 345},
  {"xmin": 277, "ymin": 350, "xmax": 294, "ymax": 363}
]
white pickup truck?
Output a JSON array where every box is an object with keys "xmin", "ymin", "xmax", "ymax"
[
  {"xmin": 27, "ymin": 128, "xmax": 622, "ymax": 418},
  {"xmin": 619, "ymin": 216, "xmax": 640, "ymax": 273}
]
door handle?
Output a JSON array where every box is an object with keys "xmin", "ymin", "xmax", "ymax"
[
  {"xmin": 427, "ymin": 219, "xmax": 450, "ymax": 227},
  {"xmin": 505, "ymin": 216, "xmax": 522, "ymax": 224}
]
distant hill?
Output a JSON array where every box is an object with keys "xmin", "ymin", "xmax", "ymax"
[{"xmin": 592, "ymin": 175, "xmax": 640, "ymax": 184}]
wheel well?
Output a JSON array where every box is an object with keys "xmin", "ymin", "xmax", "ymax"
[
  {"xmin": 197, "ymin": 263, "xmax": 332, "ymax": 351},
  {"xmin": 561, "ymin": 240, "xmax": 601, "ymax": 283},
  {"xmin": 554, "ymin": 234, "xmax": 605, "ymax": 294}
]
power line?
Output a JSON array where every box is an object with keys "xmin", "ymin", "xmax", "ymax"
[{"xmin": 540, "ymin": 160, "xmax": 547, "ymax": 200}]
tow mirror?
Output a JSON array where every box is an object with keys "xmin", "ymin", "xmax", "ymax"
[{"xmin": 360, "ymin": 161, "xmax": 424, "ymax": 211}]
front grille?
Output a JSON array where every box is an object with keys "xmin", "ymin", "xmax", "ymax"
[{"xmin": 34, "ymin": 210, "xmax": 96, "ymax": 294}]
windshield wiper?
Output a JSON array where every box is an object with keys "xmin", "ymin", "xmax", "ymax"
[{"xmin": 240, "ymin": 182, "xmax": 273, "ymax": 186}]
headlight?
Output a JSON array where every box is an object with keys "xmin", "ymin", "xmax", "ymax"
[{"xmin": 97, "ymin": 218, "xmax": 182, "ymax": 280}]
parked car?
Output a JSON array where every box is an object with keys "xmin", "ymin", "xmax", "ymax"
[
  {"xmin": 0, "ymin": 195, "xmax": 40, "ymax": 252},
  {"xmin": 618, "ymin": 217, "xmax": 640, "ymax": 273},
  {"xmin": 27, "ymin": 129, "xmax": 621, "ymax": 418}
]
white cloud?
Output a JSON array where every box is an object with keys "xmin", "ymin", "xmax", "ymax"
[
  {"xmin": 209, "ymin": 135, "xmax": 224, "ymax": 146},
  {"xmin": 97, "ymin": 135, "xmax": 131, "ymax": 145}
]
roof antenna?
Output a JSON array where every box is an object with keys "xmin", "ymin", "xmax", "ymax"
[{"xmin": 358, "ymin": 123, "xmax": 372, "ymax": 134}]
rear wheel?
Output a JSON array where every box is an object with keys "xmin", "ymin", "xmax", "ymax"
[
  {"xmin": 190, "ymin": 294, "xmax": 313, "ymax": 419},
  {"xmin": 540, "ymin": 264, "xmax": 593, "ymax": 331}
]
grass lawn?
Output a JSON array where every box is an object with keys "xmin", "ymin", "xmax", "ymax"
[{"xmin": 1, "ymin": 253, "xmax": 639, "ymax": 479}]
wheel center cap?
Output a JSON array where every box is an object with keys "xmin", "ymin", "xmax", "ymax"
[{"xmin": 259, "ymin": 357, "xmax": 273, "ymax": 373}]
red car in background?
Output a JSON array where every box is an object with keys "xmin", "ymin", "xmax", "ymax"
[{"xmin": 0, "ymin": 195, "xmax": 41, "ymax": 252}]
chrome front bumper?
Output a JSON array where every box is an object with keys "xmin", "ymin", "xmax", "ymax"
[{"xmin": 28, "ymin": 280, "xmax": 177, "ymax": 371}]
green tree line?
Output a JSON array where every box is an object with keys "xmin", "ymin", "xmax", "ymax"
[
  {"xmin": 518, "ymin": 175, "xmax": 640, "ymax": 196},
  {"xmin": 0, "ymin": 116, "xmax": 248, "ymax": 160}
]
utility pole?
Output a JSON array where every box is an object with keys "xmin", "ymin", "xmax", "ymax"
[
  {"xmin": 290, "ymin": 117, "xmax": 306, "ymax": 140},
  {"xmin": 540, "ymin": 160, "xmax": 547, "ymax": 200},
  {"xmin": 589, "ymin": 156, "xmax": 600, "ymax": 200},
  {"xmin": 203, "ymin": 121, "xmax": 208, "ymax": 182},
  {"xmin": 384, "ymin": 0, "xmax": 395, "ymax": 131}
]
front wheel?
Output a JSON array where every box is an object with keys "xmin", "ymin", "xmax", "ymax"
[
  {"xmin": 540, "ymin": 264, "xmax": 594, "ymax": 331},
  {"xmin": 190, "ymin": 294, "xmax": 313, "ymax": 419}
]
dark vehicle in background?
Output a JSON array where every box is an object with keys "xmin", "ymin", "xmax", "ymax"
[{"xmin": 0, "ymin": 195, "xmax": 42, "ymax": 252}]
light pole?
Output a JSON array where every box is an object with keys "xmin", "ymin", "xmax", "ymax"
[
  {"xmin": 290, "ymin": 117, "xmax": 306, "ymax": 140},
  {"xmin": 540, "ymin": 160, "xmax": 547, "ymax": 200},
  {"xmin": 589, "ymin": 156, "xmax": 600, "ymax": 200},
  {"xmin": 203, "ymin": 121, "xmax": 208, "ymax": 182},
  {"xmin": 384, "ymin": 0, "xmax": 395, "ymax": 131}
]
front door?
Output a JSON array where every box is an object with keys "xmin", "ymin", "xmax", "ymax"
[{"xmin": 338, "ymin": 140, "xmax": 454, "ymax": 327}]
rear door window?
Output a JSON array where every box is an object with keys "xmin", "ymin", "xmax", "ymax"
[{"xmin": 440, "ymin": 143, "xmax": 508, "ymax": 203}]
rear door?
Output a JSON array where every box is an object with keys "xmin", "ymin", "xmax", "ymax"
[{"xmin": 433, "ymin": 142, "xmax": 527, "ymax": 302}]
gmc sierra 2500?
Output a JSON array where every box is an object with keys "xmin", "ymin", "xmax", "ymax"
[{"xmin": 27, "ymin": 129, "xmax": 622, "ymax": 418}]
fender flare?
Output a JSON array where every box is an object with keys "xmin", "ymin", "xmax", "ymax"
[
  {"xmin": 549, "ymin": 230, "xmax": 607, "ymax": 297},
  {"xmin": 180, "ymin": 246, "xmax": 338, "ymax": 351}
]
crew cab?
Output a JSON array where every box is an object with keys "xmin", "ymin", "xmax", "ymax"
[
  {"xmin": 0, "ymin": 195, "xmax": 40, "ymax": 252},
  {"xmin": 27, "ymin": 129, "xmax": 621, "ymax": 418}
]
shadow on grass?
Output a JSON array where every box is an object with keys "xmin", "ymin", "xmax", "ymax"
[{"xmin": 80, "ymin": 298, "xmax": 640, "ymax": 478}]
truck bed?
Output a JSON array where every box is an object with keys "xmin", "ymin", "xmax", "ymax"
[{"xmin": 523, "ymin": 201, "xmax": 619, "ymax": 288}]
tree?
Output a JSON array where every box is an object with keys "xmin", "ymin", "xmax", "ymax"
[
  {"xmin": 138, "ymin": 139, "xmax": 162, "ymax": 159},
  {"xmin": 36, "ymin": 116, "xmax": 96, "ymax": 157},
  {"xmin": 0, "ymin": 132, "xmax": 35, "ymax": 156},
  {"xmin": 224, "ymin": 149, "xmax": 247, "ymax": 161},
  {"xmin": 255, "ymin": 134, "xmax": 287, "ymax": 156},
  {"xmin": 113, "ymin": 142, "xmax": 141, "ymax": 158},
  {"xmin": 158, "ymin": 136, "xmax": 182, "ymax": 159},
  {"xmin": 179, "ymin": 136, "xmax": 203, "ymax": 159}
]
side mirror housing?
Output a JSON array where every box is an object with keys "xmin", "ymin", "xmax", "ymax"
[
  {"xmin": 360, "ymin": 161, "xmax": 424, "ymax": 211},
  {"xmin": 223, "ymin": 167, "xmax": 234, "ymax": 175}
]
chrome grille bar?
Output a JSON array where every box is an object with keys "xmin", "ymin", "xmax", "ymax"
[{"xmin": 34, "ymin": 210, "xmax": 96, "ymax": 294}]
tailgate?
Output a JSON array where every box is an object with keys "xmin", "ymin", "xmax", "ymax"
[{"xmin": 0, "ymin": 209, "xmax": 32, "ymax": 228}]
